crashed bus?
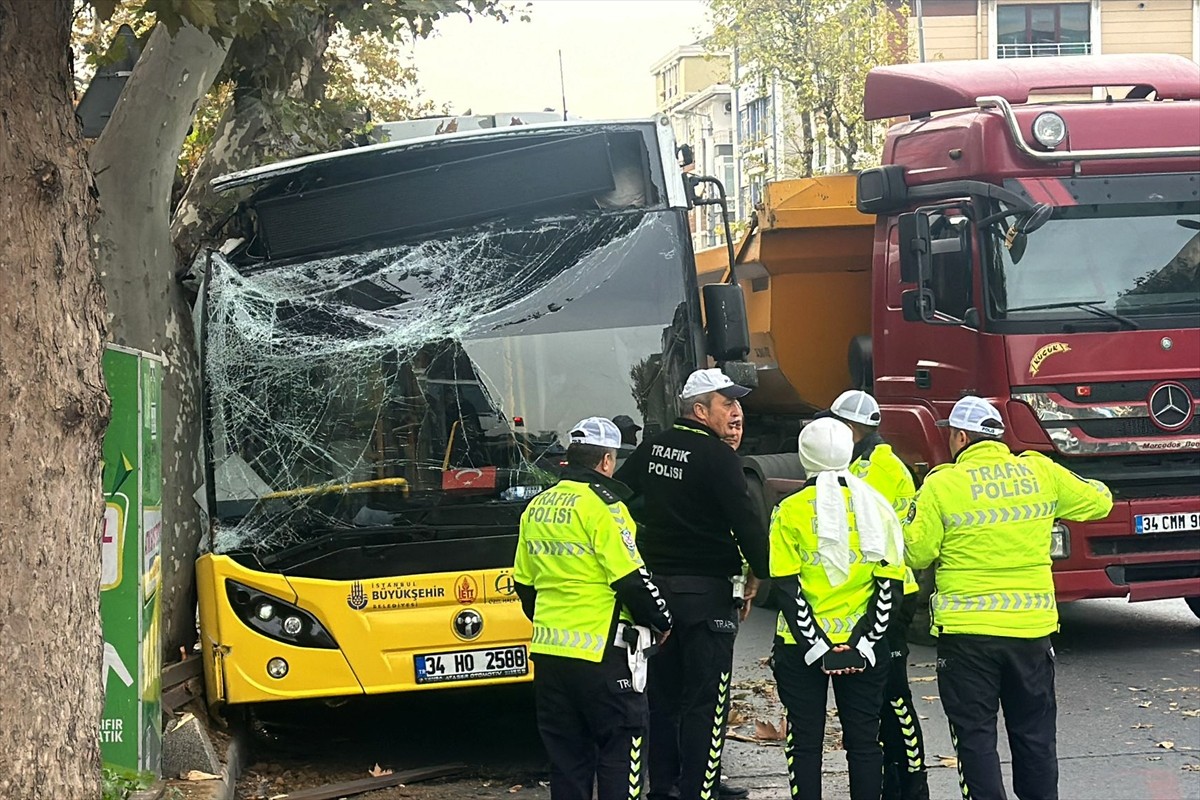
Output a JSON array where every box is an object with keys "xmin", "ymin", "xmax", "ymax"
[{"xmin": 194, "ymin": 119, "xmax": 731, "ymax": 709}]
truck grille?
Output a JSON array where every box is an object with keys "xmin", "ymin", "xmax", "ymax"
[
  {"xmin": 1055, "ymin": 453, "xmax": 1200, "ymax": 499},
  {"xmin": 1090, "ymin": 532, "xmax": 1200, "ymax": 556},
  {"xmin": 1039, "ymin": 379, "xmax": 1200, "ymax": 404},
  {"xmin": 1075, "ymin": 416, "xmax": 1200, "ymax": 439}
]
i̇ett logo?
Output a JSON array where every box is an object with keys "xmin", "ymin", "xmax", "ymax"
[{"xmin": 455, "ymin": 575, "xmax": 479, "ymax": 605}]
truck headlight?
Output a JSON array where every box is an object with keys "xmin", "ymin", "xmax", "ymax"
[
  {"xmin": 1032, "ymin": 112, "xmax": 1067, "ymax": 150},
  {"xmin": 1050, "ymin": 522, "xmax": 1071, "ymax": 560}
]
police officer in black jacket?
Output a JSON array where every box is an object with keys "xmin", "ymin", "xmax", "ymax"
[{"xmin": 616, "ymin": 368, "xmax": 771, "ymax": 800}]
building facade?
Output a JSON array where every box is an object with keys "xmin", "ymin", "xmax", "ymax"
[
  {"xmin": 651, "ymin": 44, "xmax": 738, "ymax": 248},
  {"xmin": 917, "ymin": 0, "xmax": 1200, "ymax": 63}
]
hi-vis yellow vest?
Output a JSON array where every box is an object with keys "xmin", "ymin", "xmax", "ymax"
[
  {"xmin": 904, "ymin": 441, "xmax": 1112, "ymax": 637},
  {"xmin": 852, "ymin": 441, "xmax": 919, "ymax": 595},
  {"xmin": 770, "ymin": 485, "xmax": 906, "ymax": 645},
  {"xmin": 513, "ymin": 480, "xmax": 644, "ymax": 662}
]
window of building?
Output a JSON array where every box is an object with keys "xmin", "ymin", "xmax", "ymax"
[
  {"xmin": 997, "ymin": 3, "xmax": 1090, "ymax": 58},
  {"xmin": 663, "ymin": 64, "xmax": 680, "ymax": 99},
  {"xmin": 739, "ymin": 97, "xmax": 770, "ymax": 143}
]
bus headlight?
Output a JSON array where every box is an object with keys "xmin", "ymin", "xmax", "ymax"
[
  {"xmin": 1050, "ymin": 522, "xmax": 1071, "ymax": 560},
  {"xmin": 226, "ymin": 580, "xmax": 338, "ymax": 649},
  {"xmin": 1032, "ymin": 112, "xmax": 1067, "ymax": 150},
  {"xmin": 266, "ymin": 657, "xmax": 289, "ymax": 679}
]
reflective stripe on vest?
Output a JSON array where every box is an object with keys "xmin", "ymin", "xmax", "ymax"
[
  {"xmin": 525, "ymin": 540, "xmax": 595, "ymax": 557},
  {"xmin": 797, "ymin": 549, "xmax": 868, "ymax": 566},
  {"xmin": 817, "ymin": 615, "xmax": 861, "ymax": 636},
  {"xmin": 531, "ymin": 625, "xmax": 607, "ymax": 654},
  {"xmin": 932, "ymin": 592, "xmax": 1055, "ymax": 612},
  {"xmin": 941, "ymin": 502, "xmax": 1057, "ymax": 529}
]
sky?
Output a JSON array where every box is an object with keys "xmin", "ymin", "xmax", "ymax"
[{"xmin": 411, "ymin": 0, "xmax": 712, "ymax": 121}]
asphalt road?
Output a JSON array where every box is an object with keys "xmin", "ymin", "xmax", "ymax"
[{"xmin": 240, "ymin": 597, "xmax": 1200, "ymax": 800}]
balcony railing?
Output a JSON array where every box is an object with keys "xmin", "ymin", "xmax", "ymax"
[{"xmin": 997, "ymin": 41, "xmax": 1092, "ymax": 58}]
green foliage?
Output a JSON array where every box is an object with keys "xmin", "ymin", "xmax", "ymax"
[
  {"xmin": 100, "ymin": 764, "xmax": 153, "ymax": 800},
  {"xmin": 708, "ymin": 0, "xmax": 909, "ymax": 173}
]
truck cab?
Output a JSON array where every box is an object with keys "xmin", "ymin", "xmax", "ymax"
[{"xmin": 857, "ymin": 54, "xmax": 1200, "ymax": 607}]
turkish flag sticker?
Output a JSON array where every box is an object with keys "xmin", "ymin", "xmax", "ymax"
[{"xmin": 441, "ymin": 467, "xmax": 498, "ymax": 491}]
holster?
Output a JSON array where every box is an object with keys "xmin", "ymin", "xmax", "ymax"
[{"xmin": 615, "ymin": 622, "xmax": 655, "ymax": 693}]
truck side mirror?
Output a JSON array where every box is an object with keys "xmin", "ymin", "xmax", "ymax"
[
  {"xmin": 898, "ymin": 212, "xmax": 931, "ymax": 284},
  {"xmin": 901, "ymin": 288, "xmax": 934, "ymax": 322},
  {"xmin": 703, "ymin": 283, "xmax": 751, "ymax": 362}
]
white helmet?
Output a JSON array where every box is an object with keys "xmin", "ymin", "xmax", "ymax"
[
  {"xmin": 798, "ymin": 417, "xmax": 854, "ymax": 474},
  {"xmin": 830, "ymin": 390, "xmax": 882, "ymax": 427}
]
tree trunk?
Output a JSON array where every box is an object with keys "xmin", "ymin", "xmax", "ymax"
[
  {"xmin": 0, "ymin": 1, "xmax": 110, "ymax": 795},
  {"xmin": 90, "ymin": 22, "xmax": 230, "ymax": 660},
  {"xmin": 799, "ymin": 110, "xmax": 815, "ymax": 178}
]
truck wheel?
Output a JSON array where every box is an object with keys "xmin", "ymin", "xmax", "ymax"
[
  {"xmin": 745, "ymin": 473, "xmax": 775, "ymax": 609},
  {"xmin": 1186, "ymin": 597, "xmax": 1200, "ymax": 620}
]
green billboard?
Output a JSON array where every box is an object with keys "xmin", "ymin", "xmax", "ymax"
[{"xmin": 100, "ymin": 346, "xmax": 163, "ymax": 774}]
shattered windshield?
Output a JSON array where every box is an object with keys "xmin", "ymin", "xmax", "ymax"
[
  {"xmin": 986, "ymin": 200, "xmax": 1200, "ymax": 325},
  {"xmin": 204, "ymin": 209, "xmax": 697, "ymax": 555}
]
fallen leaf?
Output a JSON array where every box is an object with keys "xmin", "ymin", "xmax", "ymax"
[
  {"xmin": 182, "ymin": 770, "xmax": 220, "ymax": 781},
  {"xmin": 1183, "ymin": 764, "xmax": 1200, "ymax": 772},
  {"xmin": 910, "ymin": 676, "xmax": 936, "ymax": 682},
  {"xmin": 1138, "ymin": 701, "xmax": 1153, "ymax": 708},
  {"xmin": 1131, "ymin": 723, "xmax": 1154, "ymax": 729},
  {"xmin": 369, "ymin": 763, "xmax": 393, "ymax": 778},
  {"xmin": 1181, "ymin": 709, "xmax": 1200, "ymax": 717},
  {"xmin": 921, "ymin": 695, "xmax": 940, "ymax": 702},
  {"xmin": 937, "ymin": 755, "xmax": 958, "ymax": 768},
  {"xmin": 1147, "ymin": 756, "xmax": 1162, "ymax": 762},
  {"xmin": 508, "ymin": 785, "xmax": 523, "ymax": 793},
  {"xmin": 1157, "ymin": 741, "xmax": 1176, "ymax": 750},
  {"xmin": 918, "ymin": 715, "xmax": 929, "ymax": 720},
  {"xmin": 728, "ymin": 708, "xmax": 748, "ymax": 726},
  {"xmin": 1128, "ymin": 687, "xmax": 1149, "ymax": 692},
  {"xmin": 754, "ymin": 717, "xmax": 787, "ymax": 742},
  {"xmin": 913, "ymin": 662, "xmax": 935, "ymax": 669}
]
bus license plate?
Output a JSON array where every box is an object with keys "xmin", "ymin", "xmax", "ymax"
[
  {"xmin": 414, "ymin": 645, "xmax": 528, "ymax": 685},
  {"xmin": 1135, "ymin": 512, "xmax": 1200, "ymax": 535}
]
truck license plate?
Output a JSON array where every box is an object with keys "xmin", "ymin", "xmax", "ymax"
[
  {"xmin": 1134, "ymin": 512, "xmax": 1200, "ymax": 535},
  {"xmin": 414, "ymin": 645, "xmax": 528, "ymax": 685}
]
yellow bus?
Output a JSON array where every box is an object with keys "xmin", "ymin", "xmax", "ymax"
[{"xmin": 195, "ymin": 119, "xmax": 716, "ymax": 710}]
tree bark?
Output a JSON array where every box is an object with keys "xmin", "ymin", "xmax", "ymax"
[
  {"xmin": 0, "ymin": 1, "xmax": 109, "ymax": 796},
  {"xmin": 90, "ymin": 22, "xmax": 230, "ymax": 660}
]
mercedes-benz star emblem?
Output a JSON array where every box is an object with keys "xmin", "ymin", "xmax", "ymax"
[
  {"xmin": 1161, "ymin": 337, "xmax": 1173, "ymax": 351},
  {"xmin": 454, "ymin": 609, "xmax": 483, "ymax": 641},
  {"xmin": 1148, "ymin": 383, "xmax": 1193, "ymax": 432}
]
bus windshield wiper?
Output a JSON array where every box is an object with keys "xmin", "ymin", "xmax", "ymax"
[{"xmin": 1001, "ymin": 300, "xmax": 1139, "ymax": 330}]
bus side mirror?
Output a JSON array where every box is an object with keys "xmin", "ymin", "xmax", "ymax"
[
  {"xmin": 898, "ymin": 212, "xmax": 931, "ymax": 284},
  {"xmin": 703, "ymin": 283, "xmax": 751, "ymax": 362}
]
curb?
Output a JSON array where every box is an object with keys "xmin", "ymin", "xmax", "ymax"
[{"xmin": 161, "ymin": 720, "xmax": 249, "ymax": 800}]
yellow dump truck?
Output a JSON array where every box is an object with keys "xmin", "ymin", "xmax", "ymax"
[{"xmin": 695, "ymin": 174, "xmax": 875, "ymax": 458}]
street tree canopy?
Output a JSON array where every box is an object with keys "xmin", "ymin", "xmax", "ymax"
[{"xmin": 708, "ymin": 0, "xmax": 909, "ymax": 175}]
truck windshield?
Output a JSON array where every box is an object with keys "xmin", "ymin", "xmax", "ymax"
[
  {"xmin": 204, "ymin": 208, "xmax": 697, "ymax": 556},
  {"xmin": 986, "ymin": 200, "xmax": 1200, "ymax": 328}
]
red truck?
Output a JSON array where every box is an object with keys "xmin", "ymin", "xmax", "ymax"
[{"xmin": 853, "ymin": 54, "xmax": 1200, "ymax": 613}]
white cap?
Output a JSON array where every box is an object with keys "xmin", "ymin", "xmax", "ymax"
[
  {"xmin": 798, "ymin": 417, "xmax": 854, "ymax": 474},
  {"xmin": 568, "ymin": 417, "xmax": 623, "ymax": 449},
  {"xmin": 680, "ymin": 368, "xmax": 752, "ymax": 401},
  {"xmin": 936, "ymin": 396, "xmax": 1005, "ymax": 437},
  {"xmin": 830, "ymin": 390, "xmax": 882, "ymax": 427}
]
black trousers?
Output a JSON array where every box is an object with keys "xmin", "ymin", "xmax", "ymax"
[
  {"xmin": 647, "ymin": 575, "xmax": 739, "ymax": 800},
  {"xmin": 534, "ymin": 649, "xmax": 647, "ymax": 800},
  {"xmin": 774, "ymin": 641, "xmax": 890, "ymax": 800},
  {"xmin": 880, "ymin": 651, "xmax": 930, "ymax": 800},
  {"xmin": 936, "ymin": 634, "xmax": 1058, "ymax": 800}
]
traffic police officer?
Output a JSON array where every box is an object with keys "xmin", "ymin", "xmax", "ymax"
[
  {"xmin": 616, "ymin": 368, "xmax": 771, "ymax": 800},
  {"xmin": 514, "ymin": 416, "xmax": 673, "ymax": 800},
  {"xmin": 905, "ymin": 396, "xmax": 1113, "ymax": 800},
  {"xmin": 829, "ymin": 390, "xmax": 929, "ymax": 800},
  {"xmin": 770, "ymin": 416, "xmax": 907, "ymax": 800}
]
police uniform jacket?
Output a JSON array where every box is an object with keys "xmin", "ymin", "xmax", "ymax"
[
  {"xmin": 513, "ymin": 466, "xmax": 672, "ymax": 662},
  {"xmin": 616, "ymin": 418, "xmax": 770, "ymax": 578},
  {"xmin": 905, "ymin": 440, "xmax": 1113, "ymax": 638}
]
